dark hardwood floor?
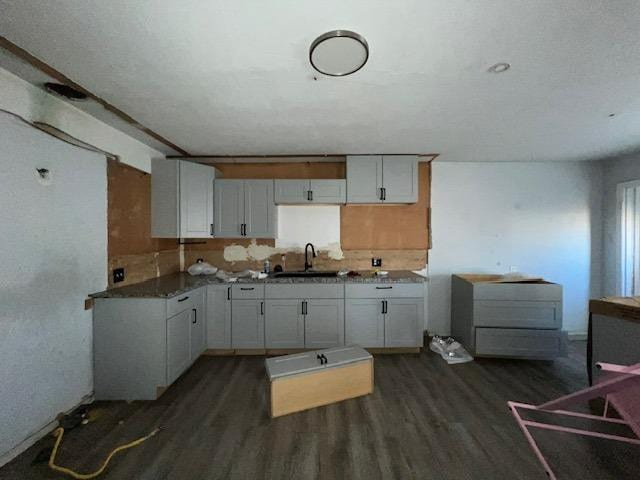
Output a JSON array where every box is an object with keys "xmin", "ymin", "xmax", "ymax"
[{"xmin": 1, "ymin": 341, "xmax": 638, "ymax": 480}]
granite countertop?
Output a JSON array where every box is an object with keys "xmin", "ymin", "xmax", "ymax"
[{"xmin": 90, "ymin": 270, "xmax": 426, "ymax": 299}]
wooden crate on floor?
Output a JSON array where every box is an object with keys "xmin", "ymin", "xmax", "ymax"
[{"xmin": 265, "ymin": 346, "xmax": 374, "ymax": 418}]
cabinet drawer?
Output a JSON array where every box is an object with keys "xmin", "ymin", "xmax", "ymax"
[
  {"xmin": 345, "ymin": 283, "xmax": 424, "ymax": 299},
  {"xmin": 475, "ymin": 328, "xmax": 567, "ymax": 359},
  {"xmin": 167, "ymin": 287, "xmax": 204, "ymax": 318},
  {"xmin": 265, "ymin": 283, "xmax": 343, "ymax": 299},
  {"xmin": 232, "ymin": 284, "xmax": 265, "ymax": 299},
  {"xmin": 473, "ymin": 283, "xmax": 561, "ymax": 301},
  {"xmin": 473, "ymin": 300, "xmax": 561, "ymax": 329}
]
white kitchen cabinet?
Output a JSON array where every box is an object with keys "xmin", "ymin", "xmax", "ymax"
[
  {"xmin": 274, "ymin": 179, "xmax": 346, "ymax": 204},
  {"xmin": 345, "ymin": 298, "xmax": 385, "ymax": 347},
  {"xmin": 206, "ymin": 284, "xmax": 232, "ymax": 349},
  {"xmin": 151, "ymin": 158, "xmax": 219, "ymax": 238},
  {"xmin": 231, "ymin": 299, "xmax": 265, "ymax": 348},
  {"xmin": 167, "ymin": 309, "xmax": 192, "ymax": 385},
  {"xmin": 384, "ymin": 298, "xmax": 424, "ymax": 347},
  {"xmin": 93, "ymin": 286, "xmax": 207, "ymax": 400},
  {"xmin": 265, "ymin": 299, "xmax": 305, "ymax": 348},
  {"xmin": 305, "ymin": 299, "xmax": 345, "ymax": 348},
  {"xmin": 214, "ymin": 179, "xmax": 276, "ymax": 238},
  {"xmin": 345, "ymin": 285, "xmax": 424, "ymax": 348},
  {"xmin": 346, "ymin": 155, "xmax": 418, "ymax": 204}
]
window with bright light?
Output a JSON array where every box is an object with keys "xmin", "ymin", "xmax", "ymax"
[{"xmin": 618, "ymin": 179, "xmax": 640, "ymax": 296}]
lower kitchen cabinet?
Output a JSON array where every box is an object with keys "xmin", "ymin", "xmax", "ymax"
[
  {"xmin": 305, "ymin": 299, "xmax": 345, "ymax": 348},
  {"xmin": 167, "ymin": 309, "xmax": 192, "ymax": 385},
  {"xmin": 265, "ymin": 299, "xmax": 305, "ymax": 348},
  {"xmin": 345, "ymin": 298, "xmax": 385, "ymax": 347},
  {"xmin": 206, "ymin": 284, "xmax": 232, "ymax": 348},
  {"xmin": 93, "ymin": 286, "xmax": 206, "ymax": 400},
  {"xmin": 232, "ymin": 298, "xmax": 265, "ymax": 348},
  {"xmin": 384, "ymin": 298, "xmax": 424, "ymax": 347}
]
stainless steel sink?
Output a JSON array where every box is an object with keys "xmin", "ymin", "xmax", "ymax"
[{"xmin": 272, "ymin": 270, "xmax": 338, "ymax": 278}]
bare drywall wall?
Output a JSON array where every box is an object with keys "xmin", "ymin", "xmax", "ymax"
[
  {"xmin": 429, "ymin": 161, "xmax": 603, "ymax": 336},
  {"xmin": 0, "ymin": 112, "xmax": 107, "ymax": 464}
]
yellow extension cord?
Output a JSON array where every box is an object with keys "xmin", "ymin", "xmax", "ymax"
[{"xmin": 48, "ymin": 426, "xmax": 161, "ymax": 479}]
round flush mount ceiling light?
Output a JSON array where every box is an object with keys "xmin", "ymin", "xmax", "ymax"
[
  {"xmin": 310, "ymin": 30, "xmax": 369, "ymax": 76},
  {"xmin": 487, "ymin": 62, "xmax": 511, "ymax": 74}
]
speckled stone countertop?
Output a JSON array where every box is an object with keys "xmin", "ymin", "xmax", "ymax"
[{"xmin": 90, "ymin": 270, "xmax": 426, "ymax": 299}]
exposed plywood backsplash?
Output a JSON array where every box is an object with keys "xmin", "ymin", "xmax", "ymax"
[{"xmin": 107, "ymin": 159, "xmax": 180, "ymax": 286}]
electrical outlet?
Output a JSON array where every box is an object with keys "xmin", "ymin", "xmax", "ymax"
[
  {"xmin": 113, "ymin": 267, "xmax": 125, "ymax": 283},
  {"xmin": 372, "ymin": 258, "xmax": 382, "ymax": 267}
]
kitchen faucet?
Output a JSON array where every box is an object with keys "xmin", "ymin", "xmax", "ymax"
[{"xmin": 304, "ymin": 243, "xmax": 316, "ymax": 271}]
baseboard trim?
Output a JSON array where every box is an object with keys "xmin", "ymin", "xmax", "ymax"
[{"xmin": 0, "ymin": 392, "xmax": 94, "ymax": 468}]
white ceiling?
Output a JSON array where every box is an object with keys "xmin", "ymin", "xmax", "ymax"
[{"xmin": 2, "ymin": 0, "xmax": 640, "ymax": 161}]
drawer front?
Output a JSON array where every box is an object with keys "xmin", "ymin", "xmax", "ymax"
[
  {"xmin": 345, "ymin": 283, "xmax": 424, "ymax": 299},
  {"xmin": 473, "ymin": 300, "xmax": 562, "ymax": 329},
  {"xmin": 167, "ymin": 287, "xmax": 205, "ymax": 318},
  {"xmin": 265, "ymin": 283, "xmax": 343, "ymax": 299},
  {"xmin": 232, "ymin": 284, "xmax": 265, "ymax": 299},
  {"xmin": 473, "ymin": 283, "xmax": 561, "ymax": 301},
  {"xmin": 475, "ymin": 328, "xmax": 567, "ymax": 359}
]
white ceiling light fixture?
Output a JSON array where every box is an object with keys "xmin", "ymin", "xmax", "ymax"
[
  {"xmin": 309, "ymin": 30, "xmax": 369, "ymax": 77},
  {"xmin": 488, "ymin": 62, "xmax": 511, "ymax": 73}
]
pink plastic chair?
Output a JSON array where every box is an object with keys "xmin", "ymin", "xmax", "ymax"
[{"xmin": 508, "ymin": 362, "xmax": 640, "ymax": 479}]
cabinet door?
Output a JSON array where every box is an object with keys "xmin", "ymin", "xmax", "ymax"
[
  {"xmin": 190, "ymin": 297, "xmax": 206, "ymax": 360},
  {"xmin": 309, "ymin": 180, "xmax": 346, "ymax": 204},
  {"xmin": 384, "ymin": 298, "xmax": 424, "ymax": 347},
  {"xmin": 346, "ymin": 155, "xmax": 383, "ymax": 203},
  {"xmin": 179, "ymin": 161, "xmax": 215, "ymax": 238},
  {"xmin": 381, "ymin": 156, "xmax": 418, "ymax": 203},
  {"xmin": 265, "ymin": 299, "xmax": 304, "ymax": 348},
  {"xmin": 214, "ymin": 180, "xmax": 244, "ymax": 237},
  {"xmin": 305, "ymin": 299, "xmax": 345, "ymax": 348},
  {"xmin": 244, "ymin": 180, "xmax": 276, "ymax": 238},
  {"xmin": 206, "ymin": 284, "xmax": 232, "ymax": 349},
  {"xmin": 232, "ymin": 299, "xmax": 265, "ymax": 348},
  {"xmin": 274, "ymin": 180, "xmax": 309, "ymax": 204},
  {"xmin": 345, "ymin": 298, "xmax": 385, "ymax": 347},
  {"xmin": 167, "ymin": 309, "xmax": 192, "ymax": 384}
]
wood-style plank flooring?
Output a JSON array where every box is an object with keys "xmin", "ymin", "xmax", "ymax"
[{"xmin": 1, "ymin": 342, "xmax": 638, "ymax": 479}]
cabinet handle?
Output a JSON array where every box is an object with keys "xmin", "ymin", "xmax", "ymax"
[
  {"xmin": 240, "ymin": 287, "xmax": 255, "ymax": 291},
  {"xmin": 382, "ymin": 187, "xmax": 386, "ymax": 201},
  {"xmin": 307, "ymin": 190, "xmax": 311, "ymax": 201},
  {"xmin": 379, "ymin": 188, "xmax": 384, "ymax": 200},
  {"xmin": 375, "ymin": 286, "xmax": 393, "ymax": 289},
  {"xmin": 384, "ymin": 300, "xmax": 388, "ymax": 314},
  {"xmin": 227, "ymin": 286, "xmax": 231, "ymax": 300},
  {"xmin": 192, "ymin": 308, "xmax": 197, "ymax": 324},
  {"xmin": 302, "ymin": 300, "xmax": 307, "ymax": 315},
  {"xmin": 210, "ymin": 223, "xmax": 214, "ymax": 236},
  {"xmin": 178, "ymin": 296, "xmax": 189, "ymax": 302},
  {"xmin": 309, "ymin": 190, "xmax": 313, "ymax": 201},
  {"xmin": 260, "ymin": 301, "xmax": 264, "ymax": 315}
]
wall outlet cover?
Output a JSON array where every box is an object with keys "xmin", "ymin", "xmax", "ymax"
[
  {"xmin": 372, "ymin": 258, "xmax": 382, "ymax": 267},
  {"xmin": 113, "ymin": 267, "xmax": 125, "ymax": 283}
]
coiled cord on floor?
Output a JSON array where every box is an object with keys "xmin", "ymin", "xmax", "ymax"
[{"xmin": 48, "ymin": 426, "xmax": 161, "ymax": 479}]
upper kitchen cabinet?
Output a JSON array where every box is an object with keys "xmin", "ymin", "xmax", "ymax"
[
  {"xmin": 214, "ymin": 179, "xmax": 277, "ymax": 238},
  {"xmin": 274, "ymin": 179, "xmax": 346, "ymax": 204},
  {"xmin": 346, "ymin": 155, "xmax": 418, "ymax": 204},
  {"xmin": 151, "ymin": 159, "xmax": 220, "ymax": 238}
]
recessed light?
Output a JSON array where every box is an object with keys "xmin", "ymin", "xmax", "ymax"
[
  {"xmin": 488, "ymin": 62, "xmax": 511, "ymax": 74},
  {"xmin": 309, "ymin": 30, "xmax": 369, "ymax": 77},
  {"xmin": 44, "ymin": 82, "xmax": 88, "ymax": 101}
]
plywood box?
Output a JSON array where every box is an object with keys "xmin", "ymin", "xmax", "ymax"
[{"xmin": 265, "ymin": 346, "xmax": 373, "ymax": 418}]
